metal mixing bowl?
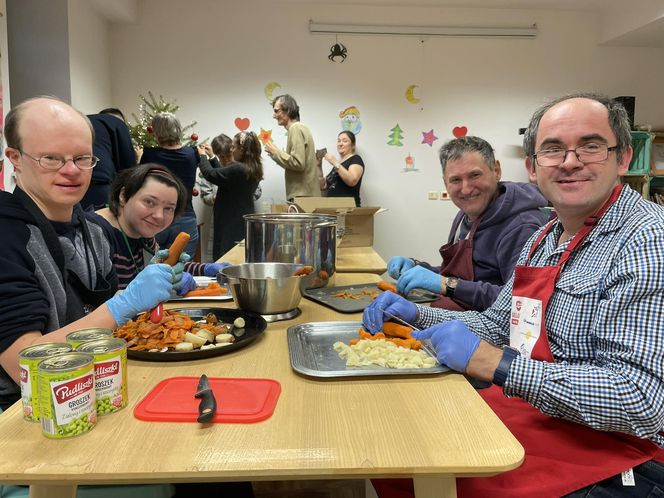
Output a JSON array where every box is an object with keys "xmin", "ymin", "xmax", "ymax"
[{"xmin": 220, "ymin": 263, "xmax": 313, "ymax": 315}]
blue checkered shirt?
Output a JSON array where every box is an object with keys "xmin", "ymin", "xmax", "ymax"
[{"xmin": 416, "ymin": 186, "xmax": 664, "ymax": 447}]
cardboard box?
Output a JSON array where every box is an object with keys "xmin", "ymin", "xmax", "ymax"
[
  {"xmin": 652, "ymin": 133, "xmax": 664, "ymax": 176},
  {"xmin": 292, "ymin": 197, "xmax": 383, "ymax": 247}
]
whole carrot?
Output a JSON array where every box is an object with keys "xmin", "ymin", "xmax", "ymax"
[
  {"xmin": 149, "ymin": 231, "xmax": 190, "ymax": 324},
  {"xmin": 382, "ymin": 321, "xmax": 413, "ymax": 340},
  {"xmin": 377, "ymin": 280, "xmax": 397, "ymax": 293},
  {"xmin": 164, "ymin": 232, "xmax": 190, "ymax": 265}
]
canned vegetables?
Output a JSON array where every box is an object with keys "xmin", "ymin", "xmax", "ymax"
[
  {"xmin": 76, "ymin": 338, "xmax": 128, "ymax": 415},
  {"xmin": 65, "ymin": 328, "xmax": 114, "ymax": 348},
  {"xmin": 18, "ymin": 342, "xmax": 73, "ymax": 422},
  {"xmin": 38, "ymin": 352, "xmax": 96, "ymax": 438}
]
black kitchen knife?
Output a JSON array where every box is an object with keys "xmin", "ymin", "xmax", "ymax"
[{"xmin": 194, "ymin": 374, "xmax": 217, "ymax": 423}]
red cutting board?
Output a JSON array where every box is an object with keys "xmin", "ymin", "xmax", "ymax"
[{"xmin": 134, "ymin": 376, "xmax": 281, "ymax": 423}]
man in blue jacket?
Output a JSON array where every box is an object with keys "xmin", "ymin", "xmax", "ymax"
[{"xmin": 388, "ymin": 136, "xmax": 548, "ymax": 311}]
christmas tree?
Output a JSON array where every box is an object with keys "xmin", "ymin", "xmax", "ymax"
[
  {"xmin": 129, "ymin": 91, "xmax": 199, "ymax": 148},
  {"xmin": 387, "ymin": 124, "xmax": 404, "ymax": 146}
]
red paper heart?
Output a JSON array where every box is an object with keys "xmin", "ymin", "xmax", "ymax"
[
  {"xmin": 235, "ymin": 117, "xmax": 250, "ymax": 131},
  {"xmin": 452, "ymin": 126, "xmax": 468, "ymax": 138}
]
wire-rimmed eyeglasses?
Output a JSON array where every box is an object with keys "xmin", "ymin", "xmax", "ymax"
[
  {"xmin": 533, "ymin": 143, "xmax": 618, "ymax": 168},
  {"xmin": 20, "ymin": 150, "xmax": 99, "ymax": 170}
]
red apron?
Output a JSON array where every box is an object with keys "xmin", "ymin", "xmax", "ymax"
[
  {"xmin": 431, "ymin": 216, "xmax": 480, "ymax": 311},
  {"xmin": 373, "ymin": 185, "xmax": 663, "ymax": 498}
]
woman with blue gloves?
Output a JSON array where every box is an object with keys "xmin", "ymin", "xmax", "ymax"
[{"xmin": 88, "ymin": 163, "xmax": 230, "ymax": 296}]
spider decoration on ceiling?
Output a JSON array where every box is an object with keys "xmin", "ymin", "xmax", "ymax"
[{"xmin": 329, "ymin": 42, "xmax": 347, "ymax": 63}]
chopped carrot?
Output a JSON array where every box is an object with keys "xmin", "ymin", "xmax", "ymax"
[{"xmin": 293, "ymin": 265, "xmax": 314, "ymax": 276}]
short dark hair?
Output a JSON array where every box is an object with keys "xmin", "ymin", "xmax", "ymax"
[
  {"xmin": 523, "ymin": 92, "xmax": 632, "ymax": 163},
  {"xmin": 211, "ymin": 134, "xmax": 232, "ymax": 157},
  {"xmin": 4, "ymin": 95, "xmax": 94, "ymax": 150},
  {"xmin": 439, "ymin": 136, "xmax": 496, "ymax": 175},
  {"xmin": 100, "ymin": 107, "xmax": 126, "ymax": 122},
  {"xmin": 108, "ymin": 163, "xmax": 187, "ymax": 218},
  {"xmin": 272, "ymin": 94, "xmax": 300, "ymax": 121},
  {"xmin": 338, "ymin": 130, "xmax": 356, "ymax": 146}
]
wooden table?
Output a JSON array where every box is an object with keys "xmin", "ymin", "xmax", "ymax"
[
  {"xmin": 220, "ymin": 241, "xmax": 387, "ymax": 275},
  {"xmin": 0, "ymin": 273, "xmax": 523, "ymax": 498}
]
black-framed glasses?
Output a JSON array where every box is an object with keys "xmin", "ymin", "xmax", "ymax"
[
  {"xmin": 20, "ymin": 150, "xmax": 99, "ymax": 170},
  {"xmin": 533, "ymin": 143, "xmax": 618, "ymax": 168},
  {"xmin": 273, "ymin": 107, "xmax": 284, "ymax": 114}
]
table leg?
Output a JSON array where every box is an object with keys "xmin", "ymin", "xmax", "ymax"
[
  {"xmin": 413, "ymin": 476, "xmax": 456, "ymax": 498},
  {"xmin": 29, "ymin": 484, "xmax": 77, "ymax": 498}
]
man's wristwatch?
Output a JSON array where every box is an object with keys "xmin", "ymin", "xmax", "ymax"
[
  {"xmin": 445, "ymin": 277, "xmax": 458, "ymax": 298},
  {"xmin": 492, "ymin": 346, "xmax": 520, "ymax": 387}
]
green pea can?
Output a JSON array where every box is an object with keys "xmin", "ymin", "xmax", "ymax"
[
  {"xmin": 38, "ymin": 352, "xmax": 96, "ymax": 438},
  {"xmin": 65, "ymin": 328, "xmax": 114, "ymax": 348},
  {"xmin": 76, "ymin": 338, "xmax": 128, "ymax": 415},
  {"xmin": 19, "ymin": 343, "xmax": 73, "ymax": 422}
]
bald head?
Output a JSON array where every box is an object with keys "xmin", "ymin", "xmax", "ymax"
[{"xmin": 4, "ymin": 96, "xmax": 94, "ymax": 151}]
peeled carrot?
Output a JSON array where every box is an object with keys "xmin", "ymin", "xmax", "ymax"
[
  {"xmin": 382, "ymin": 321, "xmax": 413, "ymax": 340},
  {"xmin": 377, "ymin": 280, "xmax": 397, "ymax": 293},
  {"xmin": 184, "ymin": 282, "xmax": 227, "ymax": 298},
  {"xmin": 164, "ymin": 232, "xmax": 191, "ymax": 266}
]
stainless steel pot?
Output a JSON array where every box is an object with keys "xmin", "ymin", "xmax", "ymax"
[{"xmin": 244, "ymin": 213, "xmax": 337, "ymax": 289}]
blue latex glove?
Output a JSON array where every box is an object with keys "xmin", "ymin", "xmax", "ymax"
[
  {"xmin": 174, "ymin": 271, "xmax": 197, "ymax": 296},
  {"xmin": 150, "ymin": 249, "xmax": 190, "ymax": 287},
  {"xmin": 387, "ymin": 256, "xmax": 415, "ymax": 279},
  {"xmin": 397, "ymin": 266, "xmax": 442, "ymax": 295},
  {"xmin": 203, "ymin": 262, "xmax": 231, "ymax": 277},
  {"xmin": 107, "ymin": 264, "xmax": 174, "ymax": 326},
  {"xmin": 362, "ymin": 291, "xmax": 417, "ymax": 335},
  {"xmin": 412, "ymin": 320, "xmax": 481, "ymax": 373}
]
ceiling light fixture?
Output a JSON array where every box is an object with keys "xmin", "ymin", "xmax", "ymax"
[{"xmin": 309, "ymin": 21, "xmax": 537, "ymax": 38}]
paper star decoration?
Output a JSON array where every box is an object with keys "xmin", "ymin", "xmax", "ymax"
[
  {"xmin": 258, "ymin": 128, "xmax": 273, "ymax": 144},
  {"xmin": 421, "ymin": 129, "xmax": 438, "ymax": 147}
]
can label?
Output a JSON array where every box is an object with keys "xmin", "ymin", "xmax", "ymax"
[
  {"xmin": 18, "ymin": 343, "xmax": 73, "ymax": 422},
  {"xmin": 65, "ymin": 328, "xmax": 113, "ymax": 348},
  {"xmin": 39, "ymin": 353, "xmax": 96, "ymax": 438},
  {"xmin": 77, "ymin": 338, "xmax": 128, "ymax": 415}
]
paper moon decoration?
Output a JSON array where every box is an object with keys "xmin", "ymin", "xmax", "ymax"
[
  {"xmin": 405, "ymin": 85, "xmax": 420, "ymax": 105},
  {"xmin": 264, "ymin": 82, "xmax": 281, "ymax": 102}
]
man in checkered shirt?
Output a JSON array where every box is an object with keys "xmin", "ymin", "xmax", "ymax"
[{"xmin": 366, "ymin": 92, "xmax": 664, "ymax": 497}]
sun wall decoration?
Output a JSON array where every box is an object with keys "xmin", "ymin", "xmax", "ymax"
[{"xmin": 258, "ymin": 128, "xmax": 273, "ymax": 144}]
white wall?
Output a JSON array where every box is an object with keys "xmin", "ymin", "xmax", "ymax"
[
  {"xmin": 0, "ymin": 0, "xmax": 11, "ymax": 191},
  {"xmin": 108, "ymin": 0, "xmax": 664, "ymax": 263},
  {"xmin": 68, "ymin": 0, "xmax": 112, "ymax": 112}
]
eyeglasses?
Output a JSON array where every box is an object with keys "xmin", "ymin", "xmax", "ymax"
[
  {"xmin": 273, "ymin": 107, "xmax": 284, "ymax": 114},
  {"xmin": 533, "ymin": 143, "xmax": 618, "ymax": 168},
  {"xmin": 20, "ymin": 150, "xmax": 99, "ymax": 170}
]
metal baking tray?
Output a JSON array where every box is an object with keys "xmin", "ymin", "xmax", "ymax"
[
  {"xmin": 287, "ymin": 321, "xmax": 448, "ymax": 378},
  {"xmin": 303, "ymin": 283, "xmax": 437, "ymax": 313}
]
